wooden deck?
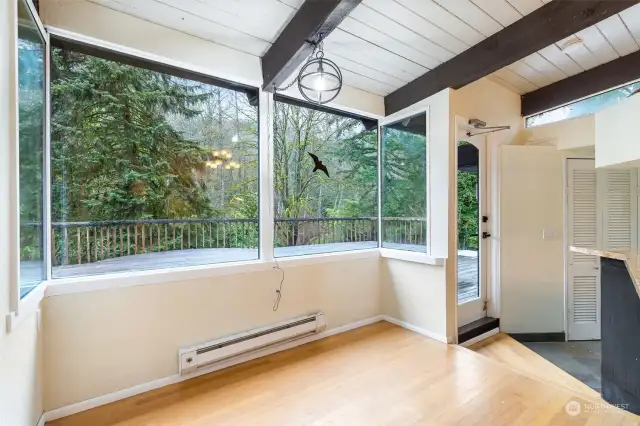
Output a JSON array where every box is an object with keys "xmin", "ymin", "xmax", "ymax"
[
  {"xmin": 23, "ymin": 243, "xmax": 478, "ymax": 303},
  {"xmin": 47, "ymin": 322, "xmax": 639, "ymax": 426}
]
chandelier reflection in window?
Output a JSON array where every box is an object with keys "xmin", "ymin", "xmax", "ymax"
[{"xmin": 204, "ymin": 149, "xmax": 241, "ymax": 170}]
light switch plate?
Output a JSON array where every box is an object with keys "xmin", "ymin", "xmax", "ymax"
[{"xmin": 542, "ymin": 228, "xmax": 557, "ymax": 240}]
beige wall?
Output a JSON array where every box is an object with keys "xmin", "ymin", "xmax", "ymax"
[
  {"xmin": 381, "ymin": 260, "xmax": 448, "ymax": 340},
  {"xmin": 526, "ymin": 114, "xmax": 595, "ymax": 150},
  {"xmin": 380, "ymin": 89, "xmax": 454, "ymax": 341},
  {"xmin": 44, "ymin": 257, "xmax": 381, "ymax": 410},
  {"xmin": 595, "ymin": 94, "xmax": 640, "ymax": 168},
  {"xmin": 0, "ymin": 0, "xmax": 45, "ymax": 424},
  {"xmin": 499, "ymin": 146, "xmax": 565, "ymax": 333},
  {"xmin": 0, "ymin": 315, "xmax": 44, "ymax": 426},
  {"xmin": 40, "ymin": 0, "xmax": 385, "ymax": 118},
  {"xmin": 451, "ymin": 77, "xmax": 523, "ymax": 147}
]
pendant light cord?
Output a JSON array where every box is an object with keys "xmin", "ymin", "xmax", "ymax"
[
  {"xmin": 268, "ymin": 91, "xmax": 285, "ymax": 312},
  {"xmin": 269, "ymin": 32, "xmax": 326, "ymax": 311}
]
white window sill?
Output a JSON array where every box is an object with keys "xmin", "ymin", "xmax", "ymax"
[
  {"xmin": 45, "ymin": 248, "xmax": 380, "ymax": 297},
  {"xmin": 6, "ymin": 282, "xmax": 46, "ymax": 332},
  {"xmin": 379, "ymin": 248, "xmax": 445, "ymax": 266}
]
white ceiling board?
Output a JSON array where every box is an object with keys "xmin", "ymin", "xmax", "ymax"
[
  {"xmin": 358, "ymin": 0, "xmax": 466, "ymax": 56},
  {"xmin": 493, "ymin": 68, "xmax": 538, "ymax": 92},
  {"xmin": 620, "ymin": 4, "xmax": 640, "ymax": 45},
  {"xmin": 276, "ymin": 0, "xmax": 304, "ymax": 8},
  {"xmin": 506, "ymin": 0, "xmax": 544, "ymax": 16},
  {"xmin": 173, "ymin": 0, "xmax": 295, "ymax": 42},
  {"xmin": 522, "ymin": 53, "xmax": 567, "ymax": 83},
  {"xmin": 330, "ymin": 55, "xmax": 407, "ymax": 89},
  {"xmin": 506, "ymin": 59, "xmax": 552, "ymax": 87},
  {"xmin": 597, "ymin": 15, "xmax": 639, "ymax": 57},
  {"xmin": 487, "ymin": 74, "xmax": 525, "ymax": 94},
  {"xmin": 558, "ymin": 44, "xmax": 601, "ymax": 70},
  {"xmin": 339, "ymin": 15, "xmax": 447, "ymax": 67},
  {"xmin": 471, "ymin": 0, "xmax": 521, "ymax": 27},
  {"xmin": 396, "ymin": 0, "xmax": 484, "ymax": 46},
  {"xmin": 576, "ymin": 25, "xmax": 619, "ymax": 64},
  {"xmin": 88, "ymin": 0, "xmax": 270, "ymax": 56},
  {"xmin": 433, "ymin": 0, "xmax": 503, "ymax": 37},
  {"xmin": 323, "ymin": 40, "xmax": 418, "ymax": 83},
  {"xmin": 326, "ymin": 29, "xmax": 428, "ymax": 78},
  {"xmin": 556, "ymin": 31, "xmax": 607, "ymax": 71},
  {"xmin": 537, "ymin": 44, "xmax": 584, "ymax": 76},
  {"xmin": 340, "ymin": 68, "xmax": 397, "ymax": 96}
]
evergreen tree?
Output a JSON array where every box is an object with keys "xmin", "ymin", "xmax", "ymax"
[{"xmin": 51, "ymin": 48, "xmax": 214, "ymax": 222}]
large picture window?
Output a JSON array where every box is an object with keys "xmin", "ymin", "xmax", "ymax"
[
  {"xmin": 50, "ymin": 42, "xmax": 259, "ymax": 278},
  {"xmin": 18, "ymin": 0, "xmax": 46, "ymax": 297},
  {"xmin": 381, "ymin": 112, "xmax": 427, "ymax": 253},
  {"xmin": 273, "ymin": 98, "xmax": 378, "ymax": 257}
]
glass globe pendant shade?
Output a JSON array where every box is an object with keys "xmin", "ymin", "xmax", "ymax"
[{"xmin": 298, "ymin": 53, "xmax": 342, "ymax": 104}]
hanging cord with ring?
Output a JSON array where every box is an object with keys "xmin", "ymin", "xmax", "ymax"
[{"xmin": 269, "ymin": 34, "xmax": 325, "ymax": 311}]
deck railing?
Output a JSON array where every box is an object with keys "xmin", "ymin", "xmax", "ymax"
[
  {"xmin": 381, "ymin": 217, "xmax": 427, "ymax": 247},
  {"xmin": 21, "ymin": 216, "xmax": 475, "ymax": 266}
]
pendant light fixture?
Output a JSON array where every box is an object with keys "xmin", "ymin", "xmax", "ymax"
[{"xmin": 297, "ymin": 35, "xmax": 342, "ymax": 104}]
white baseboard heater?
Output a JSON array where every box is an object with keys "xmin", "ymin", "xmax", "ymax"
[{"xmin": 179, "ymin": 312, "xmax": 326, "ymax": 375}]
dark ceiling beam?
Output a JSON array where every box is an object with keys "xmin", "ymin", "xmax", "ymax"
[
  {"xmin": 384, "ymin": 0, "xmax": 638, "ymax": 116},
  {"xmin": 261, "ymin": 0, "xmax": 361, "ymax": 92},
  {"xmin": 522, "ymin": 49, "xmax": 640, "ymax": 116}
]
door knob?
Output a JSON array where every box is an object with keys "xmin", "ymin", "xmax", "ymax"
[{"xmin": 482, "ymin": 232, "xmax": 491, "ymax": 239}]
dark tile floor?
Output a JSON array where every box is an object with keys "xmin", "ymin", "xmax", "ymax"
[{"xmin": 523, "ymin": 340, "xmax": 602, "ymax": 392}]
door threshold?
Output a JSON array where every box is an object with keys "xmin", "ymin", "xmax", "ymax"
[{"xmin": 458, "ymin": 317, "xmax": 499, "ymax": 345}]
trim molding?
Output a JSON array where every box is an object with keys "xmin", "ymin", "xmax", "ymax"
[
  {"xmin": 43, "ymin": 315, "xmax": 384, "ymax": 422},
  {"xmin": 46, "ymin": 249, "xmax": 379, "ymax": 297},
  {"xmin": 508, "ymin": 332, "xmax": 566, "ymax": 342},
  {"xmin": 381, "ymin": 315, "xmax": 450, "ymax": 343},
  {"xmin": 6, "ymin": 283, "xmax": 46, "ymax": 333},
  {"xmin": 36, "ymin": 413, "xmax": 45, "ymax": 426},
  {"xmin": 379, "ymin": 248, "xmax": 445, "ymax": 265},
  {"xmin": 459, "ymin": 328, "xmax": 499, "ymax": 348}
]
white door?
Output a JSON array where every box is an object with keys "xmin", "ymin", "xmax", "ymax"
[
  {"xmin": 567, "ymin": 159, "xmax": 600, "ymax": 341},
  {"xmin": 566, "ymin": 160, "xmax": 635, "ymax": 340}
]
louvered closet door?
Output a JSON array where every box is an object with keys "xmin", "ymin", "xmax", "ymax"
[
  {"xmin": 601, "ymin": 169, "xmax": 634, "ymax": 251},
  {"xmin": 567, "ymin": 159, "xmax": 600, "ymax": 341}
]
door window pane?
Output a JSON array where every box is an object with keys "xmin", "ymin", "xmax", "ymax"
[
  {"xmin": 18, "ymin": 0, "xmax": 46, "ymax": 297},
  {"xmin": 273, "ymin": 99, "xmax": 378, "ymax": 257},
  {"xmin": 381, "ymin": 113, "xmax": 427, "ymax": 252},
  {"xmin": 51, "ymin": 46, "xmax": 259, "ymax": 278},
  {"xmin": 457, "ymin": 141, "xmax": 480, "ymax": 303}
]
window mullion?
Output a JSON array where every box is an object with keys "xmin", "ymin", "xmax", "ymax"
[
  {"xmin": 259, "ymin": 90, "xmax": 274, "ymax": 262},
  {"xmin": 44, "ymin": 35, "xmax": 52, "ymax": 281}
]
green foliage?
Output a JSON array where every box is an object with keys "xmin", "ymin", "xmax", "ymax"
[
  {"xmin": 18, "ymin": 37, "xmax": 45, "ymax": 263},
  {"xmin": 44, "ymin": 46, "xmax": 482, "ymax": 263},
  {"xmin": 457, "ymin": 142, "xmax": 479, "ymax": 251},
  {"xmin": 381, "ymin": 127, "xmax": 427, "ymax": 219},
  {"xmin": 51, "ymin": 48, "xmax": 219, "ymax": 222}
]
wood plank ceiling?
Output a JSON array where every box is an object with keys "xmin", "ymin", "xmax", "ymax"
[{"xmin": 86, "ymin": 0, "xmax": 640, "ymax": 99}]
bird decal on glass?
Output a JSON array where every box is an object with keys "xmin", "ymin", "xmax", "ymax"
[{"xmin": 308, "ymin": 152, "xmax": 330, "ymax": 178}]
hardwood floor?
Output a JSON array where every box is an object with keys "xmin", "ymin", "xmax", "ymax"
[
  {"xmin": 470, "ymin": 333, "xmax": 601, "ymax": 400},
  {"xmin": 48, "ymin": 322, "xmax": 639, "ymax": 426}
]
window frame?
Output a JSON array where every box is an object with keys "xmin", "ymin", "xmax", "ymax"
[
  {"xmin": 524, "ymin": 78, "xmax": 640, "ymax": 128},
  {"xmin": 378, "ymin": 105, "xmax": 435, "ymax": 260},
  {"xmin": 48, "ymin": 32, "xmax": 263, "ymax": 279},
  {"xmin": 271, "ymin": 94, "xmax": 380, "ymax": 258},
  {"xmin": 37, "ymin": 27, "xmax": 381, "ymax": 296},
  {"xmin": 8, "ymin": 0, "xmax": 49, "ymax": 331},
  {"xmin": 8, "ymin": 23, "xmax": 444, "ymax": 300}
]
